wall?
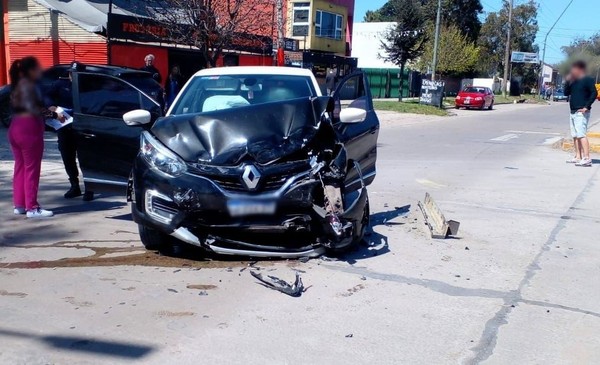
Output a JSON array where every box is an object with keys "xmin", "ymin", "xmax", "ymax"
[
  {"xmin": 286, "ymin": 0, "xmax": 348, "ymax": 55},
  {"xmin": 4, "ymin": 0, "xmax": 106, "ymax": 80},
  {"xmin": 351, "ymin": 22, "xmax": 396, "ymax": 69},
  {"xmin": 110, "ymin": 43, "xmax": 168, "ymax": 81}
]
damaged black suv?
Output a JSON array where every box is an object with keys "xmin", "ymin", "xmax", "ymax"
[{"xmin": 71, "ymin": 67, "xmax": 379, "ymax": 258}]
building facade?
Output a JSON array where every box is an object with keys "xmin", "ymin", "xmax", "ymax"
[
  {"xmin": 287, "ymin": 0, "xmax": 354, "ymax": 56},
  {"xmin": 0, "ymin": 0, "xmax": 356, "ymax": 84},
  {"xmin": 0, "ymin": 0, "xmax": 107, "ymax": 84}
]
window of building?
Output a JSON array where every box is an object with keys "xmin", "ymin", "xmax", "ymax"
[
  {"xmin": 292, "ymin": 2, "xmax": 310, "ymax": 37},
  {"xmin": 315, "ymin": 10, "xmax": 343, "ymax": 40}
]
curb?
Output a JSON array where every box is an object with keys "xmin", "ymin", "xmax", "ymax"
[{"xmin": 562, "ymin": 135, "xmax": 600, "ymax": 153}]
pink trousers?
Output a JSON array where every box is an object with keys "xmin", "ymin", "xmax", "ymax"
[{"xmin": 8, "ymin": 115, "xmax": 45, "ymax": 210}]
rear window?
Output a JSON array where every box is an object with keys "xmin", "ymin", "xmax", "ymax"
[
  {"xmin": 170, "ymin": 74, "xmax": 316, "ymax": 115},
  {"xmin": 463, "ymin": 87, "xmax": 486, "ymax": 93}
]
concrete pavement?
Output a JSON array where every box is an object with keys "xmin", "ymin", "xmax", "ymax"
[{"xmin": 1, "ymin": 103, "xmax": 599, "ymax": 364}]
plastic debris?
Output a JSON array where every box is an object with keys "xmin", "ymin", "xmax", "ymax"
[{"xmin": 250, "ymin": 271, "xmax": 305, "ymax": 297}]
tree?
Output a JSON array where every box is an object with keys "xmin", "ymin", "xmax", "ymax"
[
  {"xmin": 559, "ymin": 34, "xmax": 600, "ymax": 82},
  {"xmin": 477, "ymin": 0, "xmax": 539, "ymax": 84},
  {"xmin": 143, "ymin": 0, "xmax": 273, "ymax": 68},
  {"xmin": 415, "ymin": 24, "xmax": 479, "ymax": 76},
  {"xmin": 380, "ymin": 0, "xmax": 429, "ymax": 101},
  {"xmin": 365, "ymin": 0, "xmax": 483, "ymax": 41}
]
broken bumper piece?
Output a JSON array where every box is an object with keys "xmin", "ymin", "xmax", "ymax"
[{"xmin": 170, "ymin": 227, "xmax": 326, "ymax": 258}]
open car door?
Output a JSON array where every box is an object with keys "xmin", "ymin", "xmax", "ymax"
[
  {"xmin": 71, "ymin": 72, "xmax": 162, "ymax": 197},
  {"xmin": 332, "ymin": 71, "xmax": 379, "ymax": 191}
]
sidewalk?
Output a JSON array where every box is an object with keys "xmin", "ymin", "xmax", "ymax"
[{"xmin": 562, "ymin": 117, "xmax": 600, "ymax": 153}]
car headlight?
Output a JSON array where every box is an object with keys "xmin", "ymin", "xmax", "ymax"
[
  {"xmin": 456, "ymin": 96, "xmax": 461, "ymax": 99},
  {"xmin": 475, "ymin": 97, "xmax": 483, "ymax": 101},
  {"xmin": 140, "ymin": 131, "xmax": 186, "ymax": 177}
]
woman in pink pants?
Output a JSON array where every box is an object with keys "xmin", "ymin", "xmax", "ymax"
[{"xmin": 9, "ymin": 57, "xmax": 63, "ymax": 218}]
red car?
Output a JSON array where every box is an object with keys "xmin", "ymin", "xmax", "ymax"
[{"xmin": 455, "ymin": 86, "xmax": 495, "ymax": 110}]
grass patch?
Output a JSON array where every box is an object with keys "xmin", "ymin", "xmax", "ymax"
[
  {"xmin": 493, "ymin": 94, "xmax": 548, "ymax": 105},
  {"xmin": 373, "ymin": 100, "xmax": 448, "ymax": 116}
]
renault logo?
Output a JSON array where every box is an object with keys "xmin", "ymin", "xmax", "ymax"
[{"xmin": 242, "ymin": 165, "xmax": 261, "ymax": 190}]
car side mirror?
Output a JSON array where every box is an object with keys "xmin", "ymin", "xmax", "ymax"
[
  {"xmin": 339, "ymin": 107, "xmax": 367, "ymax": 124},
  {"xmin": 123, "ymin": 109, "xmax": 152, "ymax": 126}
]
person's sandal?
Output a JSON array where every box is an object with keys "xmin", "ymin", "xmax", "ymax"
[{"xmin": 566, "ymin": 157, "xmax": 580, "ymax": 164}]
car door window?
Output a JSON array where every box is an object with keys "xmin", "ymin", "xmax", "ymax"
[
  {"xmin": 333, "ymin": 73, "xmax": 369, "ymax": 120},
  {"xmin": 78, "ymin": 74, "xmax": 142, "ymax": 119}
]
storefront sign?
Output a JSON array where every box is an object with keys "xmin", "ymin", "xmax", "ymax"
[
  {"xmin": 107, "ymin": 14, "xmax": 272, "ymax": 54},
  {"xmin": 511, "ymin": 51, "xmax": 539, "ymax": 64},
  {"xmin": 420, "ymin": 80, "xmax": 445, "ymax": 108},
  {"xmin": 283, "ymin": 38, "xmax": 300, "ymax": 52}
]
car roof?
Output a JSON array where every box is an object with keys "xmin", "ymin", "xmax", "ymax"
[
  {"xmin": 50, "ymin": 64, "xmax": 151, "ymax": 76},
  {"xmin": 192, "ymin": 66, "xmax": 314, "ymax": 78}
]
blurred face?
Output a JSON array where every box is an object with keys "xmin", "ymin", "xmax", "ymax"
[
  {"xmin": 145, "ymin": 57, "xmax": 153, "ymax": 66},
  {"xmin": 571, "ymin": 65, "xmax": 585, "ymax": 78},
  {"xmin": 28, "ymin": 65, "xmax": 43, "ymax": 81}
]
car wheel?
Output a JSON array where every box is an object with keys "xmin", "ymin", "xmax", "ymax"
[
  {"xmin": 455, "ymin": 105, "xmax": 460, "ymax": 109},
  {"xmin": 488, "ymin": 101, "xmax": 494, "ymax": 110},
  {"xmin": 138, "ymin": 224, "xmax": 171, "ymax": 250}
]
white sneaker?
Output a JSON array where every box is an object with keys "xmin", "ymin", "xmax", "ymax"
[
  {"xmin": 566, "ymin": 157, "xmax": 580, "ymax": 164},
  {"xmin": 14, "ymin": 207, "xmax": 26, "ymax": 215},
  {"xmin": 575, "ymin": 158, "xmax": 593, "ymax": 167},
  {"xmin": 26, "ymin": 208, "xmax": 54, "ymax": 218}
]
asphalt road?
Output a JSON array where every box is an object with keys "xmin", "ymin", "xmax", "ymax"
[{"xmin": 1, "ymin": 102, "xmax": 599, "ymax": 364}]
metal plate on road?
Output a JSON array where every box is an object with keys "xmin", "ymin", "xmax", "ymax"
[{"xmin": 227, "ymin": 200, "xmax": 276, "ymax": 217}]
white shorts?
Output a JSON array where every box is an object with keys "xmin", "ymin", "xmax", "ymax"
[{"xmin": 570, "ymin": 111, "xmax": 590, "ymax": 138}]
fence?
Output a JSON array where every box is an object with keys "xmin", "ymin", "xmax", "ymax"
[{"xmin": 364, "ymin": 68, "xmax": 412, "ymax": 99}]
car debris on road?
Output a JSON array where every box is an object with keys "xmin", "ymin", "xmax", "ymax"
[{"xmin": 250, "ymin": 271, "xmax": 305, "ymax": 297}]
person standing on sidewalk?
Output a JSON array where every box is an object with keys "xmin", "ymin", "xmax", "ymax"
[
  {"xmin": 564, "ymin": 60, "xmax": 598, "ymax": 167},
  {"xmin": 8, "ymin": 57, "xmax": 64, "ymax": 218}
]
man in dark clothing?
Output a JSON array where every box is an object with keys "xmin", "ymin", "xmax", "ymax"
[
  {"xmin": 564, "ymin": 60, "xmax": 598, "ymax": 167},
  {"xmin": 141, "ymin": 54, "xmax": 162, "ymax": 83},
  {"xmin": 46, "ymin": 63, "xmax": 82, "ymax": 198}
]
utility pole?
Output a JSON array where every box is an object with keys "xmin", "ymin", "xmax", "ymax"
[
  {"xmin": 501, "ymin": 0, "xmax": 513, "ymax": 97},
  {"xmin": 538, "ymin": 0, "xmax": 574, "ymax": 97},
  {"xmin": 431, "ymin": 0, "xmax": 442, "ymax": 81},
  {"xmin": 275, "ymin": 0, "xmax": 284, "ymax": 66},
  {"xmin": 107, "ymin": 0, "xmax": 114, "ymax": 64}
]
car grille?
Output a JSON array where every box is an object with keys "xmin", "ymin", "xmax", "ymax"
[
  {"xmin": 208, "ymin": 170, "xmax": 301, "ymax": 193},
  {"xmin": 189, "ymin": 161, "xmax": 311, "ymax": 194}
]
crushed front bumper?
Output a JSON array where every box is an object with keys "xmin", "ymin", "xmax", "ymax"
[{"xmin": 130, "ymin": 156, "xmax": 368, "ymax": 258}]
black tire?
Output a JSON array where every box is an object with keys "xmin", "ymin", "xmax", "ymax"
[
  {"xmin": 455, "ymin": 105, "xmax": 460, "ymax": 109},
  {"xmin": 138, "ymin": 224, "xmax": 171, "ymax": 250},
  {"xmin": 488, "ymin": 101, "xmax": 494, "ymax": 110}
]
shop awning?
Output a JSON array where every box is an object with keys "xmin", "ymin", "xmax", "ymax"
[{"xmin": 33, "ymin": 0, "xmax": 152, "ymax": 33}]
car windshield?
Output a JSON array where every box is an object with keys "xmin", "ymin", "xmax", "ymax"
[
  {"xmin": 463, "ymin": 87, "xmax": 486, "ymax": 93},
  {"xmin": 169, "ymin": 74, "xmax": 316, "ymax": 115}
]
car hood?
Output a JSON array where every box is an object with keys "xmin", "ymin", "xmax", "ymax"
[{"xmin": 151, "ymin": 96, "xmax": 331, "ymax": 165}]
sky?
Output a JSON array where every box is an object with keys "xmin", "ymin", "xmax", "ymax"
[{"xmin": 354, "ymin": 0, "xmax": 599, "ymax": 64}]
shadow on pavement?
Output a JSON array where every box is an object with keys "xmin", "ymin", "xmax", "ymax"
[
  {"xmin": 51, "ymin": 200, "xmax": 126, "ymax": 215},
  {"xmin": 339, "ymin": 205, "xmax": 411, "ymax": 263},
  {"xmin": 0, "ymin": 328, "xmax": 154, "ymax": 359}
]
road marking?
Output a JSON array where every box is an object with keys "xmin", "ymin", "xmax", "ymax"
[
  {"xmin": 490, "ymin": 133, "xmax": 519, "ymax": 142},
  {"xmin": 506, "ymin": 130, "xmax": 562, "ymax": 136},
  {"xmin": 415, "ymin": 179, "xmax": 447, "ymax": 189},
  {"xmin": 543, "ymin": 136, "xmax": 563, "ymax": 145}
]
